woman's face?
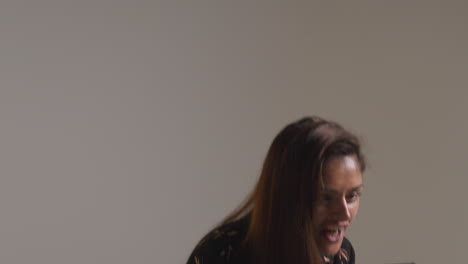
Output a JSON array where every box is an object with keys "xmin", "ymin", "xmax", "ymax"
[{"xmin": 312, "ymin": 155, "xmax": 363, "ymax": 256}]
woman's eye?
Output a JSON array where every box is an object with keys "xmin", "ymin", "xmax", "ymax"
[
  {"xmin": 319, "ymin": 194, "xmax": 332, "ymax": 203},
  {"xmin": 346, "ymin": 192, "xmax": 361, "ymax": 203}
]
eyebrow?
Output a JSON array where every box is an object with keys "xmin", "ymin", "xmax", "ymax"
[{"xmin": 322, "ymin": 184, "xmax": 364, "ymax": 194}]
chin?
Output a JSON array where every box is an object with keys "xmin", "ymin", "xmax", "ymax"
[
  {"xmin": 320, "ymin": 244, "xmax": 342, "ymax": 256},
  {"xmin": 318, "ymin": 238, "xmax": 343, "ymax": 256}
]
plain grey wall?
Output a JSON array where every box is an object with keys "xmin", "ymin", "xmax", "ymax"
[{"xmin": 0, "ymin": 1, "xmax": 467, "ymax": 264}]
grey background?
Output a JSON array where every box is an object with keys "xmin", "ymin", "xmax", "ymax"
[{"xmin": 0, "ymin": 1, "xmax": 467, "ymax": 264}]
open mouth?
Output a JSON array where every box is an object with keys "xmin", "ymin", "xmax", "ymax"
[{"xmin": 322, "ymin": 227, "xmax": 343, "ymax": 242}]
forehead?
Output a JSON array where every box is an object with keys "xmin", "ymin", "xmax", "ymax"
[{"xmin": 321, "ymin": 155, "xmax": 363, "ymax": 191}]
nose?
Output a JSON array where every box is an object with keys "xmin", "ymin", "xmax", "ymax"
[{"xmin": 333, "ymin": 198, "xmax": 351, "ymax": 221}]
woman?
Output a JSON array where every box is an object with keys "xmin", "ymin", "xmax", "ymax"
[{"xmin": 187, "ymin": 116, "xmax": 366, "ymax": 264}]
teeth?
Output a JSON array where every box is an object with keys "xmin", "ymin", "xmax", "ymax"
[{"xmin": 325, "ymin": 228, "xmax": 340, "ymax": 237}]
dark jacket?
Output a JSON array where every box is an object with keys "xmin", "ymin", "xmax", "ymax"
[{"xmin": 187, "ymin": 217, "xmax": 355, "ymax": 264}]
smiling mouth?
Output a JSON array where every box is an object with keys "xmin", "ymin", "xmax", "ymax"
[{"xmin": 322, "ymin": 227, "xmax": 344, "ymax": 242}]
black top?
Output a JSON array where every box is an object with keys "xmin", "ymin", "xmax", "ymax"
[{"xmin": 187, "ymin": 217, "xmax": 355, "ymax": 264}]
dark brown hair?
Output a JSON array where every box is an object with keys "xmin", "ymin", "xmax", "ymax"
[{"xmin": 221, "ymin": 116, "xmax": 366, "ymax": 264}]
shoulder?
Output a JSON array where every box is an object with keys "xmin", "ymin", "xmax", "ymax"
[
  {"xmin": 335, "ymin": 237, "xmax": 355, "ymax": 264},
  {"xmin": 186, "ymin": 218, "xmax": 249, "ymax": 264}
]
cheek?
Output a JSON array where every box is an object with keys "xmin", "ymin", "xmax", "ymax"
[{"xmin": 312, "ymin": 205, "xmax": 328, "ymax": 226}]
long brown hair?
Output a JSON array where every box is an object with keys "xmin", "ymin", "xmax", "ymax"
[{"xmin": 221, "ymin": 116, "xmax": 366, "ymax": 264}]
